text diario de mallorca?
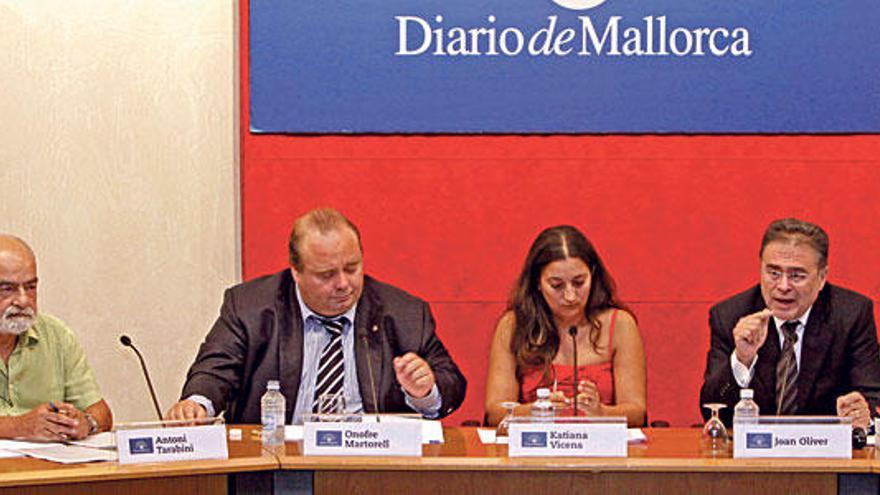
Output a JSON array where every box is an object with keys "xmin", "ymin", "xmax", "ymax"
[{"xmin": 396, "ymin": 15, "xmax": 752, "ymax": 57}]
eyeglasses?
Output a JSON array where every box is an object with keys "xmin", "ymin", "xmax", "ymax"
[
  {"xmin": 762, "ymin": 267, "xmax": 813, "ymax": 286},
  {"xmin": 0, "ymin": 281, "xmax": 37, "ymax": 299}
]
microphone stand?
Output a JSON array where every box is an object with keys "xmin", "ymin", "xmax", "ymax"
[
  {"xmin": 362, "ymin": 326, "xmax": 382, "ymax": 423},
  {"xmin": 120, "ymin": 335, "xmax": 164, "ymax": 421},
  {"xmin": 569, "ymin": 326, "xmax": 579, "ymax": 416}
]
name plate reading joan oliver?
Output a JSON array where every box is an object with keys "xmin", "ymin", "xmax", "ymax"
[
  {"xmin": 733, "ymin": 416, "xmax": 851, "ymax": 459},
  {"xmin": 303, "ymin": 420, "xmax": 422, "ymax": 456},
  {"xmin": 508, "ymin": 417, "xmax": 627, "ymax": 457},
  {"xmin": 116, "ymin": 420, "xmax": 228, "ymax": 464}
]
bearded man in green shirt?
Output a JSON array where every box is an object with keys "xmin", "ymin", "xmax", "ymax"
[{"xmin": 0, "ymin": 235, "xmax": 112, "ymax": 440}]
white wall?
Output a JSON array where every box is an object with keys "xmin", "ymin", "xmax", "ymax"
[{"xmin": 0, "ymin": 1, "xmax": 239, "ymax": 422}]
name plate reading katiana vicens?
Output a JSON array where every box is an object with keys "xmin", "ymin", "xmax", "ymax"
[
  {"xmin": 116, "ymin": 424, "xmax": 228, "ymax": 464},
  {"xmin": 303, "ymin": 421, "xmax": 422, "ymax": 456},
  {"xmin": 733, "ymin": 417, "xmax": 851, "ymax": 459},
  {"xmin": 508, "ymin": 418, "xmax": 627, "ymax": 457}
]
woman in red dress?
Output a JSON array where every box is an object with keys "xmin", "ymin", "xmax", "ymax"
[{"xmin": 485, "ymin": 225, "xmax": 646, "ymax": 427}]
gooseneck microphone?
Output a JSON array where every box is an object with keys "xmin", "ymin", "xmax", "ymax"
[
  {"xmin": 362, "ymin": 323, "xmax": 382, "ymax": 422},
  {"xmin": 569, "ymin": 326, "xmax": 579, "ymax": 417},
  {"xmin": 119, "ymin": 335, "xmax": 164, "ymax": 420}
]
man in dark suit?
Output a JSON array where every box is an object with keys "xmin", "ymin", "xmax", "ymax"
[
  {"xmin": 166, "ymin": 208, "xmax": 466, "ymax": 423},
  {"xmin": 700, "ymin": 218, "xmax": 880, "ymax": 428}
]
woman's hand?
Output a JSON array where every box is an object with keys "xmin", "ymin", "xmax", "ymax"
[
  {"xmin": 576, "ymin": 380, "xmax": 604, "ymax": 416},
  {"xmin": 549, "ymin": 390, "xmax": 570, "ymax": 411}
]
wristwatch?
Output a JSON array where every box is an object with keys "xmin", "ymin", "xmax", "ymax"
[{"xmin": 84, "ymin": 413, "xmax": 99, "ymax": 435}]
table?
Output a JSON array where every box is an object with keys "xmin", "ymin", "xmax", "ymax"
[
  {"xmin": 0, "ymin": 425, "xmax": 275, "ymax": 495},
  {"xmin": 0, "ymin": 427, "xmax": 877, "ymax": 494},
  {"xmin": 278, "ymin": 428, "xmax": 879, "ymax": 495}
]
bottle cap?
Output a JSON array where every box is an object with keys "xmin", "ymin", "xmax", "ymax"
[
  {"xmin": 536, "ymin": 388, "xmax": 551, "ymax": 399},
  {"xmin": 740, "ymin": 388, "xmax": 753, "ymax": 399},
  {"xmin": 267, "ymin": 380, "xmax": 280, "ymax": 390}
]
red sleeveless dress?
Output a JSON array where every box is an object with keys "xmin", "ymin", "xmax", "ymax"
[{"xmin": 520, "ymin": 309, "xmax": 617, "ymax": 406}]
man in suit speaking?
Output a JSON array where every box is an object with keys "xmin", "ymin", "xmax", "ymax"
[
  {"xmin": 700, "ymin": 218, "xmax": 880, "ymax": 428},
  {"xmin": 167, "ymin": 208, "xmax": 466, "ymax": 423}
]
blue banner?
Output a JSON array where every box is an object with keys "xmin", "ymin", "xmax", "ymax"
[{"xmin": 249, "ymin": 0, "xmax": 880, "ymax": 133}]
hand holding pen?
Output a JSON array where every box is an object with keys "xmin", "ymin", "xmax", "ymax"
[
  {"xmin": 13, "ymin": 402, "xmax": 80, "ymax": 441},
  {"xmin": 548, "ymin": 379, "xmax": 570, "ymax": 410}
]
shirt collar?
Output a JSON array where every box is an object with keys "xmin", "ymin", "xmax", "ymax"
[
  {"xmin": 772, "ymin": 305, "xmax": 812, "ymax": 333},
  {"xmin": 294, "ymin": 284, "xmax": 357, "ymax": 326}
]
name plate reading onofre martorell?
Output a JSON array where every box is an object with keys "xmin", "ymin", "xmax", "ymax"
[
  {"xmin": 116, "ymin": 424, "xmax": 228, "ymax": 464},
  {"xmin": 303, "ymin": 421, "xmax": 421, "ymax": 456},
  {"xmin": 733, "ymin": 418, "xmax": 851, "ymax": 459},
  {"xmin": 508, "ymin": 419, "xmax": 627, "ymax": 457}
]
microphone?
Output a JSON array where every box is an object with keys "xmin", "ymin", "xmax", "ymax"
[
  {"xmin": 119, "ymin": 335, "xmax": 164, "ymax": 421},
  {"xmin": 361, "ymin": 323, "xmax": 382, "ymax": 422},
  {"xmin": 569, "ymin": 326, "xmax": 579, "ymax": 417}
]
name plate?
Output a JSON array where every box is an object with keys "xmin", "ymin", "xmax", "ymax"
[
  {"xmin": 508, "ymin": 421, "xmax": 627, "ymax": 457},
  {"xmin": 116, "ymin": 424, "xmax": 228, "ymax": 464},
  {"xmin": 733, "ymin": 421, "xmax": 851, "ymax": 459},
  {"xmin": 303, "ymin": 421, "xmax": 421, "ymax": 456}
]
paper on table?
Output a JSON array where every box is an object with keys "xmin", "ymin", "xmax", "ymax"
[
  {"xmin": 377, "ymin": 416, "xmax": 444, "ymax": 444},
  {"xmin": 0, "ymin": 439, "xmax": 62, "ymax": 450},
  {"xmin": 15, "ymin": 445, "xmax": 117, "ymax": 464},
  {"xmin": 285, "ymin": 425, "xmax": 303, "ymax": 442},
  {"xmin": 476, "ymin": 428, "xmax": 647, "ymax": 445},
  {"xmin": 285, "ymin": 417, "xmax": 444, "ymax": 444},
  {"xmin": 0, "ymin": 450, "xmax": 24, "ymax": 459},
  {"xmin": 627, "ymin": 428, "xmax": 647, "ymax": 443},
  {"xmin": 477, "ymin": 428, "xmax": 500, "ymax": 445},
  {"xmin": 67, "ymin": 431, "xmax": 115, "ymax": 450}
]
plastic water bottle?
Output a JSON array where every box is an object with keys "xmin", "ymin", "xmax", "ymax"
[
  {"xmin": 531, "ymin": 388, "xmax": 555, "ymax": 420},
  {"xmin": 733, "ymin": 388, "xmax": 759, "ymax": 425},
  {"xmin": 261, "ymin": 380, "xmax": 285, "ymax": 447}
]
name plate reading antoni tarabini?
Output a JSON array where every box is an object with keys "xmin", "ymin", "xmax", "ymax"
[{"xmin": 116, "ymin": 424, "xmax": 228, "ymax": 464}]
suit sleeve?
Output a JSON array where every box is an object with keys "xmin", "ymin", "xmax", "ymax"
[
  {"xmin": 846, "ymin": 299, "xmax": 880, "ymax": 414},
  {"xmin": 416, "ymin": 303, "xmax": 467, "ymax": 419},
  {"xmin": 699, "ymin": 306, "xmax": 742, "ymax": 424},
  {"xmin": 180, "ymin": 289, "xmax": 248, "ymax": 415}
]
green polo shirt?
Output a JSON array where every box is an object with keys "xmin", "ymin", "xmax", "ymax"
[{"xmin": 0, "ymin": 314, "xmax": 103, "ymax": 416}]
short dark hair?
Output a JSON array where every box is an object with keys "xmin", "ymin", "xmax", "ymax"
[
  {"xmin": 760, "ymin": 218, "xmax": 829, "ymax": 269},
  {"xmin": 288, "ymin": 208, "xmax": 362, "ymax": 270}
]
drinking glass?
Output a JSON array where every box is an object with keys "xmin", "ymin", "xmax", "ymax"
[
  {"xmin": 701, "ymin": 403, "xmax": 729, "ymax": 455},
  {"xmin": 495, "ymin": 402, "xmax": 519, "ymax": 439},
  {"xmin": 316, "ymin": 392, "xmax": 346, "ymax": 421}
]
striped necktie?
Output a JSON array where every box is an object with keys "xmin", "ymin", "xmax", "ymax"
[
  {"xmin": 313, "ymin": 317, "xmax": 346, "ymax": 413},
  {"xmin": 775, "ymin": 321, "xmax": 799, "ymax": 415}
]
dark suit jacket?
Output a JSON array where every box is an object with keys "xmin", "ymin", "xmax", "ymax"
[
  {"xmin": 180, "ymin": 270, "xmax": 467, "ymax": 423},
  {"xmin": 700, "ymin": 283, "xmax": 880, "ymax": 426}
]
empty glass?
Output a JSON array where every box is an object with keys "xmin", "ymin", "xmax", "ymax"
[
  {"xmin": 495, "ymin": 402, "xmax": 519, "ymax": 439},
  {"xmin": 316, "ymin": 392, "xmax": 346, "ymax": 421},
  {"xmin": 701, "ymin": 403, "xmax": 729, "ymax": 455}
]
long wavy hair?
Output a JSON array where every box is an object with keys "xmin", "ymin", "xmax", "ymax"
[{"xmin": 508, "ymin": 225, "xmax": 629, "ymax": 382}]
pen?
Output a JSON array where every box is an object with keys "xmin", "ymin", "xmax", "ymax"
[{"xmin": 48, "ymin": 401, "xmax": 69, "ymax": 416}]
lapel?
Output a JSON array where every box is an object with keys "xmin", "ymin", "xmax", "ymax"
[
  {"xmin": 353, "ymin": 277, "xmax": 386, "ymax": 414},
  {"xmin": 278, "ymin": 271, "xmax": 304, "ymax": 423},
  {"xmin": 793, "ymin": 287, "xmax": 834, "ymax": 412}
]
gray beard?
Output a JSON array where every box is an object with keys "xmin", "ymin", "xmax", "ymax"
[{"xmin": 0, "ymin": 307, "xmax": 36, "ymax": 336}]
